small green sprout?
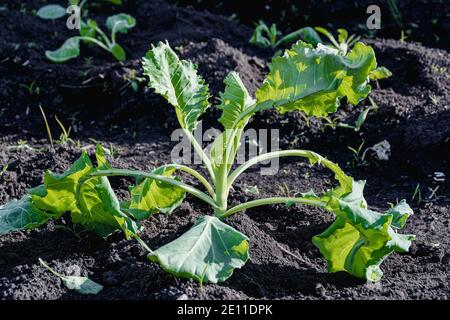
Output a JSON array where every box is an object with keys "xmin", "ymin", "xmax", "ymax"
[
  {"xmin": 347, "ymin": 141, "xmax": 368, "ymax": 167},
  {"xmin": 55, "ymin": 116, "xmax": 76, "ymax": 146},
  {"xmin": 21, "ymin": 81, "xmax": 40, "ymax": 95}
]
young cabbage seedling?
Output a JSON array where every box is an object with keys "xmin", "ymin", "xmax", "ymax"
[
  {"xmin": 45, "ymin": 13, "xmax": 135, "ymax": 62},
  {"xmin": 250, "ymin": 20, "xmax": 322, "ymax": 50},
  {"xmin": 0, "ymin": 40, "xmax": 414, "ymax": 285}
]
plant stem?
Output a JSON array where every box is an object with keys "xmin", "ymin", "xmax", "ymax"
[
  {"xmin": 134, "ymin": 236, "xmax": 155, "ymax": 255},
  {"xmin": 160, "ymin": 164, "xmax": 215, "ymax": 197},
  {"xmin": 183, "ymin": 129, "xmax": 215, "ymax": 184},
  {"xmin": 92, "ymin": 26, "xmax": 112, "ymax": 48},
  {"xmin": 228, "ymin": 149, "xmax": 311, "ymax": 187},
  {"xmin": 213, "ymin": 165, "xmax": 228, "ymax": 217},
  {"xmin": 77, "ymin": 36, "xmax": 110, "ymax": 52},
  {"xmin": 79, "ymin": 168, "xmax": 219, "ymax": 210},
  {"xmin": 38, "ymin": 258, "xmax": 64, "ymax": 278},
  {"xmin": 220, "ymin": 197, "xmax": 326, "ymax": 219}
]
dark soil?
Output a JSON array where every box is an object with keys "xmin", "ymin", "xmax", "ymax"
[{"xmin": 0, "ymin": 0, "xmax": 449, "ymax": 300}]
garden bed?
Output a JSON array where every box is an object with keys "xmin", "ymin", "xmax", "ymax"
[{"xmin": 0, "ymin": 0, "xmax": 449, "ymax": 300}]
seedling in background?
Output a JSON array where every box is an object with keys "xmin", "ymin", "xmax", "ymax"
[
  {"xmin": 39, "ymin": 105, "xmax": 55, "ymax": 150},
  {"xmin": 55, "ymin": 116, "xmax": 76, "ymax": 146},
  {"xmin": 39, "ymin": 107, "xmax": 77, "ymax": 148},
  {"xmin": 6, "ymin": 140, "xmax": 36, "ymax": 151},
  {"xmin": 21, "ymin": 81, "xmax": 40, "ymax": 96},
  {"xmin": 412, "ymin": 183, "xmax": 436, "ymax": 205},
  {"xmin": 250, "ymin": 20, "xmax": 322, "ymax": 50},
  {"xmin": 330, "ymin": 98, "xmax": 379, "ymax": 132},
  {"xmin": 123, "ymin": 68, "xmax": 144, "ymax": 93},
  {"xmin": 46, "ymin": 13, "xmax": 135, "ymax": 62},
  {"xmin": 0, "ymin": 165, "xmax": 9, "ymax": 182},
  {"xmin": 1, "ymin": 40, "xmax": 414, "ymax": 284},
  {"xmin": 347, "ymin": 141, "xmax": 369, "ymax": 167}
]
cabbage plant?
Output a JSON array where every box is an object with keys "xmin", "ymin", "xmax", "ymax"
[{"xmin": 0, "ymin": 40, "xmax": 414, "ymax": 284}]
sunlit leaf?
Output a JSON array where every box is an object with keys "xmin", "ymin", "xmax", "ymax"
[
  {"xmin": 142, "ymin": 41, "xmax": 210, "ymax": 131},
  {"xmin": 218, "ymin": 71, "xmax": 255, "ymax": 130},
  {"xmin": 30, "ymin": 150, "xmax": 93, "ymax": 214},
  {"xmin": 149, "ymin": 215, "xmax": 249, "ymax": 283},
  {"xmin": 123, "ymin": 166, "xmax": 186, "ymax": 220},
  {"xmin": 313, "ymin": 181, "xmax": 415, "ymax": 281},
  {"xmin": 256, "ymin": 41, "xmax": 376, "ymax": 117}
]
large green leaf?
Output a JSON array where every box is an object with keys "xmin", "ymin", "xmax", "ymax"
[
  {"xmin": 74, "ymin": 175, "xmax": 140, "ymax": 239},
  {"xmin": 218, "ymin": 71, "xmax": 255, "ymax": 130},
  {"xmin": 312, "ymin": 181, "xmax": 415, "ymax": 281},
  {"xmin": 255, "ymin": 41, "xmax": 377, "ymax": 117},
  {"xmin": 122, "ymin": 166, "xmax": 186, "ymax": 220},
  {"xmin": 30, "ymin": 151, "xmax": 93, "ymax": 214},
  {"xmin": 142, "ymin": 41, "xmax": 210, "ymax": 131},
  {"xmin": 71, "ymin": 145, "xmax": 140, "ymax": 238},
  {"xmin": 45, "ymin": 37, "xmax": 81, "ymax": 63},
  {"xmin": 0, "ymin": 195, "xmax": 54, "ymax": 235},
  {"xmin": 149, "ymin": 215, "xmax": 249, "ymax": 283},
  {"xmin": 30, "ymin": 146, "xmax": 139, "ymax": 238}
]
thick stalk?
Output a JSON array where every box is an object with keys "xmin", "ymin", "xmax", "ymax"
[
  {"xmin": 214, "ymin": 128, "xmax": 245, "ymax": 217},
  {"xmin": 213, "ymin": 166, "xmax": 228, "ymax": 217},
  {"xmin": 220, "ymin": 197, "xmax": 326, "ymax": 219}
]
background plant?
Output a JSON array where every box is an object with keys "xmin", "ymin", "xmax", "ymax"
[
  {"xmin": 45, "ymin": 13, "xmax": 136, "ymax": 62},
  {"xmin": 38, "ymin": 0, "xmax": 135, "ymax": 62}
]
